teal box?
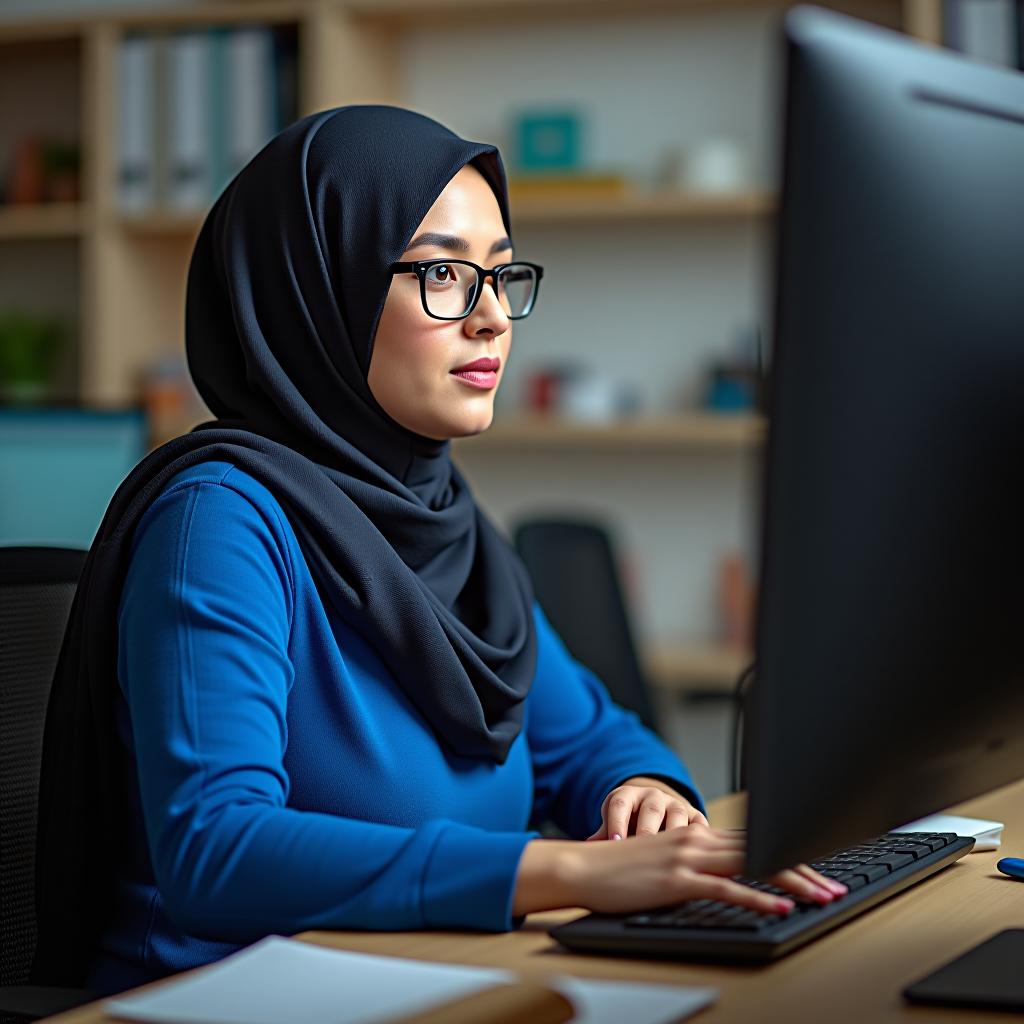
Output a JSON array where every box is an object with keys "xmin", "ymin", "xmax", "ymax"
[{"xmin": 514, "ymin": 111, "xmax": 582, "ymax": 173}]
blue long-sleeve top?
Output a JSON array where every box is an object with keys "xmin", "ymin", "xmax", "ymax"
[{"xmin": 87, "ymin": 461, "xmax": 703, "ymax": 993}]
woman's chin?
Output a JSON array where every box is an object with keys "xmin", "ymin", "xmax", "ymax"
[{"xmin": 446, "ymin": 405, "xmax": 496, "ymax": 440}]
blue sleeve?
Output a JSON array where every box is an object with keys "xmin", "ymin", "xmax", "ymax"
[
  {"xmin": 117, "ymin": 470, "xmax": 535, "ymax": 944},
  {"xmin": 525, "ymin": 604, "xmax": 706, "ymax": 838}
]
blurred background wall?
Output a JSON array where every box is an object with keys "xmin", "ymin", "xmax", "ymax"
[{"xmin": 1, "ymin": 0, "xmax": 1019, "ymax": 797}]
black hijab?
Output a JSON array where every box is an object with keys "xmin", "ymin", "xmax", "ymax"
[{"xmin": 32, "ymin": 105, "xmax": 538, "ymax": 985}]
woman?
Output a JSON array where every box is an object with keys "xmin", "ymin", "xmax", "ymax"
[{"xmin": 32, "ymin": 106, "xmax": 843, "ymax": 994}]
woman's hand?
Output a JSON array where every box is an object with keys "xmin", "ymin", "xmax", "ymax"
[
  {"xmin": 581, "ymin": 776, "xmax": 841, "ymax": 901},
  {"xmin": 585, "ymin": 776, "xmax": 709, "ymax": 840},
  {"xmin": 512, "ymin": 826, "xmax": 848, "ymax": 918}
]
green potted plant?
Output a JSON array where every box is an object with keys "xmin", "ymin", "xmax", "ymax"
[
  {"xmin": 0, "ymin": 311, "xmax": 66, "ymax": 404},
  {"xmin": 42, "ymin": 139, "xmax": 82, "ymax": 202}
]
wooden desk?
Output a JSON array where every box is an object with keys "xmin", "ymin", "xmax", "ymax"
[{"xmin": 45, "ymin": 777, "xmax": 1024, "ymax": 1024}]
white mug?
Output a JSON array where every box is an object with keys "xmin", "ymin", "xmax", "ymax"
[{"xmin": 686, "ymin": 138, "xmax": 747, "ymax": 192}]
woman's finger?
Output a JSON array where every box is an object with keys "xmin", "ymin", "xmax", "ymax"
[
  {"xmin": 664, "ymin": 805, "xmax": 692, "ymax": 831},
  {"xmin": 769, "ymin": 867, "xmax": 836, "ymax": 903},
  {"xmin": 635, "ymin": 797, "xmax": 668, "ymax": 837},
  {"xmin": 680, "ymin": 874, "xmax": 795, "ymax": 916},
  {"xmin": 682, "ymin": 849, "xmax": 748, "ymax": 877},
  {"xmin": 793, "ymin": 862, "xmax": 848, "ymax": 895},
  {"xmin": 603, "ymin": 792, "xmax": 636, "ymax": 840},
  {"xmin": 676, "ymin": 826, "xmax": 747, "ymax": 849}
]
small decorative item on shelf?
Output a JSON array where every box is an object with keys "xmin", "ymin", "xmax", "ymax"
[
  {"xmin": 41, "ymin": 140, "xmax": 82, "ymax": 202},
  {"xmin": 4, "ymin": 136, "xmax": 81, "ymax": 205},
  {"xmin": 140, "ymin": 354, "xmax": 206, "ymax": 447},
  {"xmin": 522, "ymin": 362, "xmax": 638, "ymax": 422},
  {"xmin": 684, "ymin": 137, "xmax": 750, "ymax": 193},
  {"xmin": 0, "ymin": 310, "xmax": 67, "ymax": 404},
  {"xmin": 648, "ymin": 138, "xmax": 751, "ymax": 194},
  {"xmin": 513, "ymin": 109, "xmax": 582, "ymax": 174},
  {"xmin": 649, "ymin": 146, "xmax": 685, "ymax": 190},
  {"xmin": 717, "ymin": 550, "xmax": 755, "ymax": 652},
  {"xmin": 6, "ymin": 137, "xmax": 46, "ymax": 205},
  {"xmin": 703, "ymin": 324, "xmax": 766, "ymax": 413},
  {"xmin": 507, "ymin": 107, "xmax": 628, "ymax": 202},
  {"xmin": 523, "ymin": 363, "xmax": 579, "ymax": 415}
]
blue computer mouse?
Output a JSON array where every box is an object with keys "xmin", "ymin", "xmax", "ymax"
[{"xmin": 996, "ymin": 857, "xmax": 1024, "ymax": 880}]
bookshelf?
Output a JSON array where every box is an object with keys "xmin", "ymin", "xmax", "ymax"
[
  {"xmin": 0, "ymin": 202, "xmax": 84, "ymax": 239},
  {"xmin": 110, "ymin": 187, "xmax": 776, "ymax": 238},
  {"xmin": 346, "ymin": 0, "xmax": 907, "ymax": 26},
  {"xmin": 0, "ymin": 0, "xmax": 942, "ymax": 408},
  {"xmin": 0, "ymin": 0, "xmax": 943, "ymax": 690}
]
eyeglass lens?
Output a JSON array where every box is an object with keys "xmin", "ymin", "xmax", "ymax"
[{"xmin": 423, "ymin": 262, "xmax": 537, "ymax": 319}]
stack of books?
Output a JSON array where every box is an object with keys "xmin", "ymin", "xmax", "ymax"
[{"xmin": 117, "ymin": 25, "xmax": 298, "ymax": 213}]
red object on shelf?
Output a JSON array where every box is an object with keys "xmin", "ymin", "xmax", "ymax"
[
  {"xmin": 524, "ymin": 370, "xmax": 560, "ymax": 413},
  {"xmin": 7, "ymin": 137, "xmax": 46, "ymax": 204},
  {"xmin": 718, "ymin": 551, "xmax": 755, "ymax": 650}
]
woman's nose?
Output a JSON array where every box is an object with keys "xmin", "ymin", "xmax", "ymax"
[{"xmin": 464, "ymin": 281, "xmax": 510, "ymax": 337}]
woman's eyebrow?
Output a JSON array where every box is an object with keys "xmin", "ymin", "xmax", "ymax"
[{"xmin": 405, "ymin": 231, "xmax": 513, "ymax": 256}]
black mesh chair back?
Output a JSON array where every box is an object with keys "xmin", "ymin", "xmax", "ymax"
[
  {"xmin": 513, "ymin": 518, "xmax": 660, "ymax": 734},
  {"xmin": 0, "ymin": 548, "xmax": 85, "ymax": 990}
]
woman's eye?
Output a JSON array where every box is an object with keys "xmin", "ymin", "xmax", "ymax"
[{"xmin": 426, "ymin": 264, "xmax": 456, "ymax": 286}]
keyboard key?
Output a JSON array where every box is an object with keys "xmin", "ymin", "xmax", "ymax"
[
  {"xmin": 835, "ymin": 874, "xmax": 867, "ymax": 891},
  {"xmin": 855, "ymin": 864, "xmax": 891, "ymax": 883},
  {"xmin": 714, "ymin": 907, "xmax": 747, "ymax": 923},
  {"xmin": 726, "ymin": 912, "xmax": 772, "ymax": 931},
  {"xmin": 870, "ymin": 853, "xmax": 916, "ymax": 871},
  {"xmin": 884, "ymin": 843, "xmax": 932, "ymax": 860},
  {"xmin": 890, "ymin": 833, "xmax": 952, "ymax": 850}
]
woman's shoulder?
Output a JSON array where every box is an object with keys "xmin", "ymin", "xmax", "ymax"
[
  {"xmin": 135, "ymin": 459, "xmax": 299, "ymax": 562},
  {"xmin": 159, "ymin": 460, "xmax": 280, "ymax": 510},
  {"xmin": 121, "ymin": 460, "xmax": 299, "ymax": 645}
]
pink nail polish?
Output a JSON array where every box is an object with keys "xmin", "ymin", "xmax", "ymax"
[
  {"xmin": 775, "ymin": 898, "xmax": 794, "ymax": 913},
  {"xmin": 813, "ymin": 886, "xmax": 834, "ymax": 902},
  {"xmin": 612, "ymin": 833, "xmax": 623, "ymax": 841}
]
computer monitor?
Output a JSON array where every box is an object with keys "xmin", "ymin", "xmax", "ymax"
[
  {"xmin": 0, "ymin": 407, "xmax": 148, "ymax": 549},
  {"xmin": 745, "ymin": 7, "xmax": 1024, "ymax": 877}
]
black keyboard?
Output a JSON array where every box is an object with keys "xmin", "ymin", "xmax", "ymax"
[{"xmin": 549, "ymin": 831, "xmax": 975, "ymax": 963}]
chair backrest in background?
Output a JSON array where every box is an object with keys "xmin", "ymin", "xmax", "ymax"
[
  {"xmin": 512, "ymin": 518, "xmax": 660, "ymax": 735},
  {"xmin": 0, "ymin": 547, "xmax": 85, "ymax": 987}
]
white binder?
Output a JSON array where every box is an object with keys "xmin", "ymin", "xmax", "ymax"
[
  {"xmin": 117, "ymin": 34, "xmax": 157, "ymax": 211},
  {"xmin": 166, "ymin": 31, "xmax": 213, "ymax": 210},
  {"xmin": 226, "ymin": 27, "xmax": 275, "ymax": 181}
]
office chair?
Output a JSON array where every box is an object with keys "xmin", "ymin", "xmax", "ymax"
[
  {"xmin": 512, "ymin": 517, "xmax": 661, "ymax": 735},
  {"xmin": 0, "ymin": 547, "xmax": 96, "ymax": 1021}
]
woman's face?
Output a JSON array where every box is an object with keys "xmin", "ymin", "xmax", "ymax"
[{"xmin": 368, "ymin": 164, "xmax": 513, "ymax": 441}]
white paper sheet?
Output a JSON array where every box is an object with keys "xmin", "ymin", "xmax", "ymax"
[
  {"xmin": 897, "ymin": 813, "xmax": 1004, "ymax": 851},
  {"xmin": 104, "ymin": 936, "xmax": 717, "ymax": 1024}
]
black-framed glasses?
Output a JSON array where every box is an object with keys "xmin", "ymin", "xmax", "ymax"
[{"xmin": 388, "ymin": 258, "xmax": 544, "ymax": 321}]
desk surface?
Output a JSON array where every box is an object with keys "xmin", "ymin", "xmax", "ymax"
[{"xmin": 46, "ymin": 777, "xmax": 1024, "ymax": 1024}]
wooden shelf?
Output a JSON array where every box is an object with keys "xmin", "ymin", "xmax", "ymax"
[
  {"xmin": 348, "ymin": 0, "xmax": 903, "ymax": 27},
  {"xmin": 511, "ymin": 188, "xmax": 775, "ymax": 225},
  {"xmin": 115, "ymin": 211, "xmax": 205, "ymax": 239},
  {"xmin": 0, "ymin": 203, "xmax": 84, "ymax": 240},
  {"xmin": 453, "ymin": 413, "xmax": 766, "ymax": 452},
  {"xmin": 0, "ymin": 3, "xmax": 299, "ymax": 38},
  {"xmin": 110, "ymin": 189, "xmax": 774, "ymax": 237},
  {"xmin": 644, "ymin": 640, "xmax": 751, "ymax": 692}
]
